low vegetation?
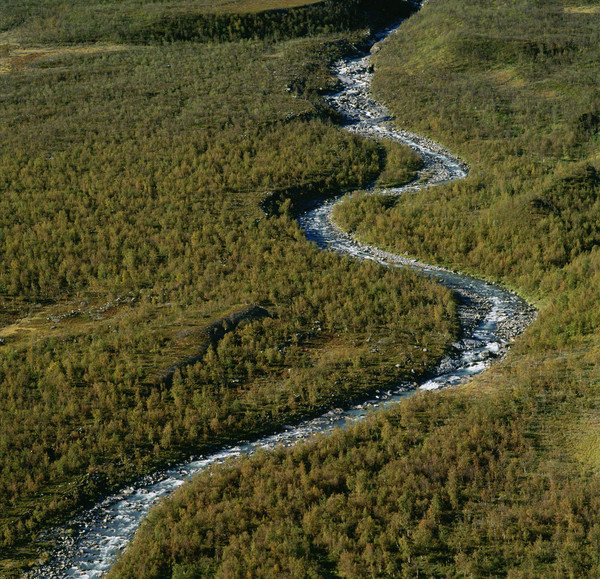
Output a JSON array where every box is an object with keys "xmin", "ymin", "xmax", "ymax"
[
  {"xmin": 0, "ymin": 0, "xmax": 458, "ymax": 574},
  {"xmin": 376, "ymin": 140, "xmax": 423, "ymax": 189},
  {"xmin": 112, "ymin": 0, "xmax": 600, "ymax": 576},
  {"xmin": 0, "ymin": 0, "xmax": 413, "ymax": 44},
  {"xmin": 336, "ymin": 0, "xmax": 600, "ymax": 297},
  {"xmin": 110, "ymin": 374, "xmax": 600, "ymax": 577}
]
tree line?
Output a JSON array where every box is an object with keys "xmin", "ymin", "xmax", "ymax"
[{"xmin": 3, "ymin": 0, "xmax": 416, "ymax": 44}]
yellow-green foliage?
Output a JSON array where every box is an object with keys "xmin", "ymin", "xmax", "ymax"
[
  {"xmin": 112, "ymin": 1, "xmax": 600, "ymax": 577},
  {"xmin": 0, "ymin": 39, "xmax": 372, "ymax": 298},
  {"xmin": 376, "ymin": 140, "xmax": 422, "ymax": 189},
  {"xmin": 110, "ymin": 379, "xmax": 600, "ymax": 577},
  {"xmin": 0, "ymin": 4, "xmax": 452, "ymax": 570},
  {"xmin": 335, "ymin": 0, "xmax": 600, "ymax": 296},
  {"xmin": 0, "ymin": 0, "xmax": 413, "ymax": 44}
]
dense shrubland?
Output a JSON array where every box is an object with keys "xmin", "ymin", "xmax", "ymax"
[
  {"xmin": 111, "ymin": 376, "xmax": 600, "ymax": 577},
  {"xmin": 113, "ymin": 0, "xmax": 600, "ymax": 576},
  {"xmin": 0, "ymin": 36, "xmax": 373, "ymax": 299},
  {"xmin": 0, "ymin": 0, "xmax": 454, "ymax": 573},
  {"xmin": 376, "ymin": 140, "xmax": 423, "ymax": 189},
  {"xmin": 1, "ymin": 0, "xmax": 414, "ymax": 44},
  {"xmin": 335, "ymin": 0, "xmax": 600, "ymax": 297}
]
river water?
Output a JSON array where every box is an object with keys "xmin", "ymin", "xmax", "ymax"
[{"xmin": 30, "ymin": 11, "xmax": 535, "ymax": 579}]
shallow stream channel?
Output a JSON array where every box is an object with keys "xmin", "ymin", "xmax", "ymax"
[{"xmin": 31, "ymin": 8, "xmax": 536, "ymax": 578}]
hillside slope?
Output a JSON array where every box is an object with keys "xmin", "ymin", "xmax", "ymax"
[{"xmin": 111, "ymin": 0, "xmax": 600, "ymax": 576}]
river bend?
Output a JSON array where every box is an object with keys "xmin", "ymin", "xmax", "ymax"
[{"xmin": 30, "ymin": 11, "xmax": 535, "ymax": 579}]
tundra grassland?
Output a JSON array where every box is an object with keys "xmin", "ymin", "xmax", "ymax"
[
  {"xmin": 0, "ymin": 0, "xmax": 457, "ymax": 574},
  {"xmin": 0, "ymin": 0, "xmax": 412, "ymax": 44},
  {"xmin": 112, "ymin": 0, "xmax": 600, "ymax": 577}
]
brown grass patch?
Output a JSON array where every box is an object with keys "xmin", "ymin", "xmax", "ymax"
[
  {"xmin": 568, "ymin": 413, "xmax": 600, "ymax": 471},
  {"xmin": 0, "ymin": 44, "xmax": 125, "ymax": 74},
  {"xmin": 564, "ymin": 6, "xmax": 600, "ymax": 14},
  {"xmin": 488, "ymin": 67, "xmax": 526, "ymax": 89},
  {"xmin": 0, "ymin": 318, "xmax": 38, "ymax": 338},
  {"xmin": 199, "ymin": 0, "xmax": 323, "ymax": 13}
]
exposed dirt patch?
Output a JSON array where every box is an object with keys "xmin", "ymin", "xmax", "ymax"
[
  {"xmin": 564, "ymin": 6, "xmax": 600, "ymax": 14},
  {"xmin": 208, "ymin": 0, "xmax": 323, "ymax": 12},
  {"xmin": 0, "ymin": 44, "xmax": 125, "ymax": 74}
]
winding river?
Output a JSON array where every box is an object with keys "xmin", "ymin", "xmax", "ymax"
[{"xmin": 31, "ymin": 8, "xmax": 535, "ymax": 578}]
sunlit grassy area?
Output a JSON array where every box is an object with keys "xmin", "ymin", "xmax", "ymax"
[
  {"xmin": 0, "ymin": 0, "xmax": 390, "ymax": 44},
  {"xmin": 186, "ymin": 0, "xmax": 324, "ymax": 12},
  {"xmin": 0, "ymin": 44, "xmax": 125, "ymax": 74}
]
